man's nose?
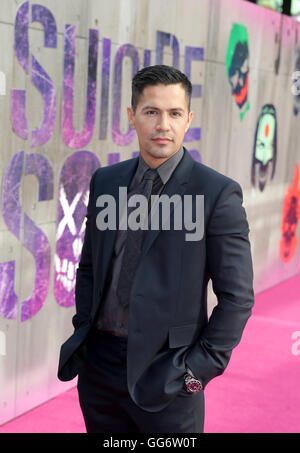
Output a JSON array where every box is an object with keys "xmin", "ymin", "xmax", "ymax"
[{"xmin": 156, "ymin": 113, "xmax": 170, "ymax": 131}]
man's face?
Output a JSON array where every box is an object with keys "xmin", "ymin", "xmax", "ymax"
[{"xmin": 127, "ymin": 83, "xmax": 193, "ymax": 167}]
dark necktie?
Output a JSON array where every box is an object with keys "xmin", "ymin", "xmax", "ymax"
[{"xmin": 117, "ymin": 168, "xmax": 160, "ymax": 307}]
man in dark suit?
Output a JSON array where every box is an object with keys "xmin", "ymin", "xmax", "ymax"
[{"xmin": 58, "ymin": 65, "xmax": 254, "ymax": 433}]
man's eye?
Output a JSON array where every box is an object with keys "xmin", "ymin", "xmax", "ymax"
[
  {"xmin": 171, "ymin": 111, "xmax": 181, "ymax": 117},
  {"xmin": 146, "ymin": 110, "xmax": 157, "ymax": 115}
]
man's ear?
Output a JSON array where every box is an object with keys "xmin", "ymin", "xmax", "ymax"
[
  {"xmin": 185, "ymin": 110, "xmax": 194, "ymax": 133},
  {"xmin": 127, "ymin": 107, "xmax": 135, "ymax": 129}
]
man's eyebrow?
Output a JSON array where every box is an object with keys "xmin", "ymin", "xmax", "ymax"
[
  {"xmin": 141, "ymin": 106, "xmax": 185, "ymax": 112},
  {"xmin": 141, "ymin": 105, "xmax": 159, "ymax": 111}
]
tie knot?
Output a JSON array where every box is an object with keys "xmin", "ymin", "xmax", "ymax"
[{"xmin": 143, "ymin": 168, "xmax": 158, "ymax": 182}]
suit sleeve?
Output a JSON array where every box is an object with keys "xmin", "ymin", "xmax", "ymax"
[
  {"xmin": 72, "ymin": 171, "xmax": 96, "ymax": 330},
  {"xmin": 185, "ymin": 180, "xmax": 254, "ymax": 388}
]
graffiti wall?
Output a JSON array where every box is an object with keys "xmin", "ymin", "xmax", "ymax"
[{"xmin": 0, "ymin": 0, "xmax": 299, "ymax": 424}]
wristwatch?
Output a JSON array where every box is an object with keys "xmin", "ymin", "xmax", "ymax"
[{"xmin": 184, "ymin": 368, "xmax": 203, "ymax": 394}]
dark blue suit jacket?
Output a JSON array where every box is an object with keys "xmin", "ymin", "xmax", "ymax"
[{"xmin": 57, "ymin": 148, "xmax": 254, "ymax": 412}]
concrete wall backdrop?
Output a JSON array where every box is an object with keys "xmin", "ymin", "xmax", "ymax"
[{"xmin": 0, "ymin": 0, "xmax": 299, "ymax": 425}]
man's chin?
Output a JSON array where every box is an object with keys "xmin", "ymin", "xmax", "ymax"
[{"xmin": 147, "ymin": 146, "xmax": 178, "ymax": 159}]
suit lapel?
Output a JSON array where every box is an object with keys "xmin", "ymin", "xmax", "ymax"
[
  {"xmin": 141, "ymin": 149, "xmax": 195, "ymax": 257},
  {"xmin": 100, "ymin": 157, "xmax": 139, "ymax": 289}
]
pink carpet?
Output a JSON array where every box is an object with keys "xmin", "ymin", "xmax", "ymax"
[{"xmin": 1, "ymin": 273, "xmax": 300, "ymax": 433}]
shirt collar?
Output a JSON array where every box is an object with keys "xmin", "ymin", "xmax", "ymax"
[{"xmin": 136, "ymin": 146, "xmax": 184, "ymax": 185}]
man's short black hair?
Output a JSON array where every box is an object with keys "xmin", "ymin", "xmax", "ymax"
[{"xmin": 131, "ymin": 65, "xmax": 192, "ymax": 112}]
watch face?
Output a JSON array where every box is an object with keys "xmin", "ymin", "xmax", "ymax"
[{"xmin": 186, "ymin": 378, "xmax": 202, "ymax": 393}]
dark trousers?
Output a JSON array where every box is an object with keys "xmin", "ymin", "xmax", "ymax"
[{"xmin": 77, "ymin": 330, "xmax": 204, "ymax": 433}]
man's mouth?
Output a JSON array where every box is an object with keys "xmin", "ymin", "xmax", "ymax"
[{"xmin": 151, "ymin": 137, "xmax": 173, "ymax": 144}]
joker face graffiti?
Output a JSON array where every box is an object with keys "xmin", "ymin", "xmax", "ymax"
[
  {"xmin": 292, "ymin": 45, "xmax": 300, "ymax": 116},
  {"xmin": 251, "ymin": 104, "xmax": 277, "ymax": 192},
  {"xmin": 54, "ymin": 151, "xmax": 100, "ymax": 307},
  {"xmin": 279, "ymin": 163, "xmax": 300, "ymax": 263},
  {"xmin": 226, "ymin": 23, "xmax": 250, "ymax": 120}
]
